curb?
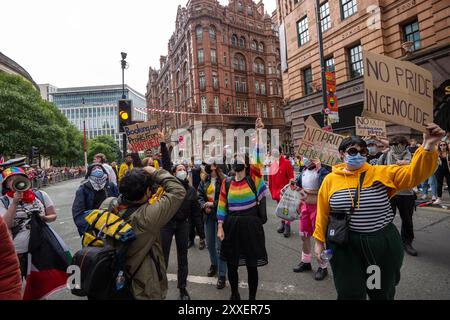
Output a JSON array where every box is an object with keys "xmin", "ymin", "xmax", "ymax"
[{"xmin": 416, "ymin": 205, "xmax": 450, "ymax": 214}]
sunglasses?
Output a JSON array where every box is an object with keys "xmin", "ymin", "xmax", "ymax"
[{"xmin": 346, "ymin": 147, "xmax": 368, "ymax": 157}]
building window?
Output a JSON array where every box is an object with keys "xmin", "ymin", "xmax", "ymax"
[
  {"xmin": 199, "ymin": 71, "xmax": 206, "ymax": 90},
  {"xmin": 236, "ymin": 101, "xmax": 241, "ymax": 114},
  {"xmin": 196, "ymin": 25, "xmax": 203, "ymax": 40},
  {"xmin": 256, "ymin": 102, "xmax": 261, "ymax": 115},
  {"xmin": 303, "ymin": 67, "xmax": 313, "ymax": 95},
  {"xmin": 403, "ymin": 20, "xmax": 421, "ymax": 51},
  {"xmin": 235, "ymin": 78, "xmax": 240, "ymax": 93},
  {"xmin": 340, "ymin": 0, "xmax": 357, "ymax": 20},
  {"xmin": 241, "ymin": 79, "xmax": 247, "ymax": 93},
  {"xmin": 325, "ymin": 57, "xmax": 335, "ymax": 72},
  {"xmin": 348, "ymin": 44, "xmax": 364, "ymax": 78},
  {"xmin": 224, "ymin": 53, "xmax": 227, "ymax": 65},
  {"xmin": 262, "ymin": 103, "xmax": 267, "ymax": 118},
  {"xmin": 261, "ymin": 82, "xmax": 266, "ymax": 95},
  {"xmin": 243, "ymin": 101, "xmax": 248, "ymax": 115},
  {"xmin": 248, "ymin": 6, "xmax": 253, "ymax": 16},
  {"xmin": 271, "ymin": 103, "xmax": 275, "ymax": 118},
  {"xmin": 255, "ymin": 81, "xmax": 260, "ymax": 94},
  {"xmin": 296, "ymin": 16, "xmax": 309, "ymax": 47},
  {"xmin": 212, "ymin": 71, "xmax": 219, "ymax": 89},
  {"xmin": 209, "ymin": 26, "xmax": 216, "ymax": 40},
  {"xmin": 320, "ymin": 2, "xmax": 331, "ymax": 32},
  {"xmin": 253, "ymin": 58, "xmax": 265, "ymax": 74},
  {"xmin": 240, "ymin": 37, "xmax": 246, "ymax": 48},
  {"xmin": 234, "ymin": 53, "xmax": 246, "ymax": 71},
  {"xmin": 211, "ymin": 49, "xmax": 217, "ymax": 64},
  {"xmin": 251, "ymin": 40, "xmax": 257, "ymax": 50},
  {"xmin": 231, "ymin": 35, "xmax": 238, "ymax": 46},
  {"xmin": 198, "ymin": 49, "xmax": 204, "ymax": 64},
  {"xmin": 259, "ymin": 42, "xmax": 264, "ymax": 52},
  {"xmin": 269, "ymin": 81, "xmax": 274, "ymax": 95},
  {"xmin": 214, "ymin": 96, "xmax": 219, "ymax": 114},
  {"xmin": 201, "ymin": 96, "xmax": 207, "ymax": 114}
]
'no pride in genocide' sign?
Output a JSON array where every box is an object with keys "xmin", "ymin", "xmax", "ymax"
[
  {"xmin": 355, "ymin": 116, "xmax": 387, "ymax": 138},
  {"xmin": 363, "ymin": 50, "xmax": 433, "ymax": 133},
  {"xmin": 124, "ymin": 121, "xmax": 161, "ymax": 152},
  {"xmin": 297, "ymin": 117, "xmax": 345, "ymax": 167}
]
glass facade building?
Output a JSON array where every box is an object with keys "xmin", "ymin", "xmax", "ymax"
[{"xmin": 50, "ymin": 85, "xmax": 147, "ymax": 151}]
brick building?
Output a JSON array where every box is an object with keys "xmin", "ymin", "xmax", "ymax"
[
  {"xmin": 276, "ymin": 0, "xmax": 450, "ymax": 147},
  {"xmin": 146, "ymin": 0, "xmax": 290, "ymax": 155}
]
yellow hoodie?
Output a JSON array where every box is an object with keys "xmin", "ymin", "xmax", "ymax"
[{"xmin": 313, "ymin": 146, "xmax": 438, "ymax": 243}]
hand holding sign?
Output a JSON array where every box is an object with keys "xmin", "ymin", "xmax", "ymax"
[{"xmin": 423, "ymin": 123, "xmax": 446, "ymax": 150}]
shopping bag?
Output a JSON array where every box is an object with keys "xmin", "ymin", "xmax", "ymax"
[{"xmin": 275, "ymin": 184, "xmax": 304, "ymax": 221}]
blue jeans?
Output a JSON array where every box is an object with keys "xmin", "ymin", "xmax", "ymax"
[
  {"xmin": 421, "ymin": 174, "xmax": 438, "ymax": 198},
  {"xmin": 204, "ymin": 215, "xmax": 227, "ymax": 278}
]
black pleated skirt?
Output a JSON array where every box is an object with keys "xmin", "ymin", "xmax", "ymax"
[{"xmin": 220, "ymin": 208, "xmax": 268, "ymax": 267}]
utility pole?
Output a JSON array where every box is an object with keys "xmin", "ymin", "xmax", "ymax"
[
  {"xmin": 315, "ymin": 0, "xmax": 328, "ymax": 128},
  {"xmin": 82, "ymin": 98, "xmax": 88, "ymax": 169},
  {"xmin": 121, "ymin": 52, "xmax": 128, "ymax": 158}
]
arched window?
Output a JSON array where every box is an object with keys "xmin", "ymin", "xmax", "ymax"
[
  {"xmin": 251, "ymin": 40, "xmax": 258, "ymax": 50},
  {"xmin": 209, "ymin": 25, "xmax": 216, "ymax": 40},
  {"xmin": 233, "ymin": 53, "xmax": 246, "ymax": 71},
  {"xmin": 231, "ymin": 34, "xmax": 238, "ymax": 46},
  {"xmin": 239, "ymin": 36, "xmax": 246, "ymax": 48},
  {"xmin": 183, "ymin": 62, "xmax": 188, "ymax": 79},
  {"xmin": 237, "ymin": 1, "xmax": 243, "ymax": 12},
  {"xmin": 253, "ymin": 58, "xmax": 265, "ymax": 74},
  {"xmin": 259, "ymin": 42, "xmax": 264, "ymax": 52},
  {"xmin": 196, "ymin": 25, "xmax": 203, "ymax": 40}
]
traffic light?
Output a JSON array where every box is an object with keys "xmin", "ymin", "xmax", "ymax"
[{"xmin": 118, "ymin": 99, "xmax": 132, "ymax": 133}]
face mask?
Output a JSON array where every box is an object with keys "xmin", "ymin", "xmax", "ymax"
[
  {"xmin": 176, "ymin": 171, "xmax": 187, "ymax": 181},
  {"xmin": 368, "ymin": 147, "xmax": 378, "ymax": 155},
  {"xmin": 303, "ymin": 158, "xmax": 312, "ymax": 167},
  {"xmin": 194, "ymin": 160, "xmax": 202, "ymax": 166},
  {"xmin": 392, "ymin": 145, "xmax": 406, "ymax": 154},
  {"xmin": 91, "ymin": 169, "xmax": 105, "ymax": 178},
  {"xmin": 344, "ymin": 154, "xmax": 367, "ymax": 169},
  {"xmin": 205, "ymin": 165, "xmax": 212, "ymax": 175},
  {"xmin": 307, "ymin": 164, "xmax": 317, "ymax": 171}
]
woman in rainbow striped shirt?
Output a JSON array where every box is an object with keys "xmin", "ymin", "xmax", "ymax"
[{"xmin": 217, "ymin": 117, "xmax": 268, "ymax": 300}]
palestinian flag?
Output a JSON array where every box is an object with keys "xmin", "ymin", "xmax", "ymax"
[{"xmin": 23, "ymin": 214, "xmax": 72, "ymax": 300}]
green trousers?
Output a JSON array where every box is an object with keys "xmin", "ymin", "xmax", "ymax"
[{"xmin": 328, "ymin": 223, "xmax": 404, "ymax": 300}]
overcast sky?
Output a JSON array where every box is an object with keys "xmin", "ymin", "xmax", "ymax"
[{"xmin": 1, "ymin": 0, "xmax": 276, "ymax": 95}]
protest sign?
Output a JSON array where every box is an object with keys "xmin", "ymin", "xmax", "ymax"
[
  {"xmin": 124, "ymin": 121, "xmax": 161, "ymax": 152},
  {"xmin": 297, "ymin": 117, "xmax": 345, "ymax": 166},
  {"xmin": 355, "ymin": 116, "xmax": 387, "ymax": 137},
  {"xmin": 363, "ymin": 50, "xmax": 433, "ymax": 133}
]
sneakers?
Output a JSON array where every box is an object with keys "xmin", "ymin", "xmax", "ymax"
[
  {"xmin": 314, "ymin": 267, "xmax": 328, "ymax": 281},
  {"xmin": 283, "ymin": 223, "xmax": 291, "ymax": 238},
  {"xmin": 432, "ymin": 196, "xmax": 437, "ymax": 201},
  {"xmin": 293, "ymin": 262, "xmax": 312, "ymax": 273},
  {"xmin": 277, "ymin": 222, "xmax": 285, "ymax": 234},
  {"xmin": 216, "ymin": 276, "xmax": 226, "ymax": 290},
  {"xmin": 199, "ymin": 239, "xmax": 206, "ymax": 250},
  {"xmin": 404, "ymin": 243, "xmax": 418, "ymax": 256},
  {"xmin": 207, "ymin": 265, "xmax": 217, "ymax": 277},
  {"xmin": 433, "ymin": 198, "xmax": 442, "ymax": 205},
  {"xmin": 420, "ymin": 194, "xmax": 428, "ymax": 200},
  {"xmin": 179, "ymin": 288, "xmax": 191, "ymax": 300}
]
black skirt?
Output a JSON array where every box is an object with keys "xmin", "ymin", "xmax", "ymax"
[{"xmin": 220, "ymin": 208, "xmax": 268, "ymax": 267}]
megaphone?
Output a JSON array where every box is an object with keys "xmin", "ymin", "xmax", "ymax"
[{"xmin": 9, "ymin": 176, "xmax": 32, "ymax": 192}]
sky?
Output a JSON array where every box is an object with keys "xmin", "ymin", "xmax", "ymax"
[{"xmin": 0, "ymin": 0, "xmax": 276, "ymax": 96}]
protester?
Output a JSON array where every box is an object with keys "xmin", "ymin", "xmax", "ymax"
[
  {"xmin": 102, "ymin": 165, "xmax": 186, "ymax": 299},
  {"xmin": 377, "ymin": 136, "xmax": 417, "ymax": 256},
  {"xmin": 198, "ymin": 158, "xmax": 228, "ymax": 289},
  {"xmin": 118, "ymin": 153, "xmax": 134, "ymax": 182},
  {"xmin": 72, "ymin": 163, "xmax": 119, "ymax": 236},
  {"xmin": 160, "ymin": 163, "xmax": 205, "ymax": 300},
  {"xmin": 217, "ymin": 117, "xmax": 268, "ymax": 300},
  {"xmin": 434, "ymin": 141, "xmax": 450, "ymax": 205},
  {"xmin": 0, "ymin": 215, "xmax": 22, "ymax": 300},
  {"xmin": 314, "ymin": 123, "xmax": 444, "ymax": 300},
  {"xmin": 189, "ymin": 157, "xmax": 205, "ymax": 249},
  {"xmin": 110, "ymin": 161, "xmax": 119, "ymax": 182},
  {"xmin": 93, "ymin": 153, "xmax": 117, "ymax": 186},
  {"xmin": 269, "ymin": 147, "xmax": 294, "ymax": 237},
  {"xmin": 408, "ymin": 138, "xmax": 420, "ymax": 155},
  {"xmin": 293, "ymin": 157, "xmax": 330, "ymax": 280},
  {"xmin": 366, "ymin": 139, "xmax": 383, "ymax": 165}
]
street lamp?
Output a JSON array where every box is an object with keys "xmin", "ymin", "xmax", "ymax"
[
  {"xmin": 82, "ymin": 98, "xmax": 88, "ymax": 169},
  {"xmin": 121, "ymin": 52, "xmax": 128, "ymax": 99}
]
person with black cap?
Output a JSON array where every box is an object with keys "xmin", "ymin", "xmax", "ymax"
[{"xmin": 72, "ymin": 163, "xmax": 119, "ymax": 236}]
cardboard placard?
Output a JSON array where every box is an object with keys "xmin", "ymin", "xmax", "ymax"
[
  {"xmin": 363, "ymin": 50, "xmax": 433, "ymax": 133},
  {"xmin": 355, "ymin": 116, "xmax": 387, "ymax": 137},
  {"xmin": 124, "ymin": 121, "xmax": 161, "ymax": 152},
  {"xmin": 297, "ymin": 117, "xmax": 345, "ymax": 166}
]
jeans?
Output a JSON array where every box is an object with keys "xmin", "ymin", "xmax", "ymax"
[
  {"xmin": 204, "ymin": 215, "xmax": 227, "ymax": 278},
  {"xmin": 161, "ymin": 219, "xmax": 189, "ymax": 289},
  {"xmin": 421, "ymin": 174, "xmax": 438, "ymax": 198}
]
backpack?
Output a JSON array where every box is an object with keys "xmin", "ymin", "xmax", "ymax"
[
  {"xmin": 71, "ymin": 199, "xmax": 141, "ymax": 300},
  {"xmin": 0, "ymin": 189, "xmax": 47, "ymax": 210},
  {"xmin": 225, "ymin": 176, "xmax": 267, "ymax": 224}
]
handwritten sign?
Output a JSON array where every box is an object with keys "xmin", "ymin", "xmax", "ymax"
[
  {"xmin": 124, "ymin": 121, "xmax": 161, "ymax": 152},
  {"xmin": 363, "ymin": 50, "xmax": 433, "ymax": 133},
  {"xmin": 355, "ymin": 116, "xmax": 387, "ymax": 137},
  {"xmin": 297, "ymin": 117, "xmax": 345, "ymax": 166}
]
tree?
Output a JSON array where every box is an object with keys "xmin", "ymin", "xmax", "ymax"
[{"xmin": 87, "ymin": 135, "xmax": 120, "ymax": 164}]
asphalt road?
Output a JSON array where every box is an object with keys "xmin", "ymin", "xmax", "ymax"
[{"xmin": 45, "ymin": 178, "xmax": 450, "ymax": 300}]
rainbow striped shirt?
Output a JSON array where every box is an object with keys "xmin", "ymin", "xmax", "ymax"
[{"xmin": 217, "ymin": 146, "xmax": 267, "ymax": 222}]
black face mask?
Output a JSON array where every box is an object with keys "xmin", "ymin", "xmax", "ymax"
[
  {"xmin": 307, "ymin": 164, "xmax": 316, "ymax": 171},
  {"xmin": 205, "ymin": 165, "xmax": 212, "ymax": 175},
  {"xmin": 232, "ymin": 161, "xmax": 246, "ymax": 173}
]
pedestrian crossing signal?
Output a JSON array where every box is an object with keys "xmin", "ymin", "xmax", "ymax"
[{"xmin": 118, "ymin": 99, "xmax": 132, "ymax": 133}]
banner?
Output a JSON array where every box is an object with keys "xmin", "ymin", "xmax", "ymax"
[
  {"xmin": 355, "ymin": 116, "xmax": 387, "ymax": 137},
  {"xmin": 297, "ymin": 117, "xmax": 345, "ymax": 167},
  {"xmin": 363, "ymin": 50, "xmax": 433, "ymax": 133},
  {"xmin": 124, "ymin": 121, "xmax": 161, "ymax": 152}
]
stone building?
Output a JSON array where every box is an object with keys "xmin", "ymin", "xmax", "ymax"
[{"xmin": 276, "ymin": 0, "xmax": 450, "ymax": 146}]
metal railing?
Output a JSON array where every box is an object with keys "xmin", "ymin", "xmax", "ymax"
[{"xmin": 32, "ymin": 170, "xmax": 86, "ymax": 189}]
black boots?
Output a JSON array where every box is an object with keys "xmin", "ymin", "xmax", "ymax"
[
  {"xmin": 207, "ymin": 265, "xmax": 217, "ymax": 277},
  {"xmin": 230, "ymin": 291, "xmax": 241, "ymax": 300},
  {"xmin": 284, "ymin": 223, "xmax": 291, "ymax": 238},
  {"xmin": 314, "ymin": 267, "xmax": 328, "ymax": 281},
  {"xmin": 277, "ymin": 222, "xmax": 285, "ymax": 233},
  {"xmin": 179, "ymin": 288, "xmax": 190, "ymax": 300},
  {"xmin": 216, "ymin": 276, "xmax": 226, "ymax": 290},
  {"xmin": 293, "ymin": 262, "xmax": 312, "ymax": 273},
  {"xmin": 404, "ymin": 243, "xmax": 418, "ymax": 256}
]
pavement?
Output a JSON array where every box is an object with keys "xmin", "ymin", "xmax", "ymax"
[{"xmin": 43, "ymin": 178, "xmax": 450, "ymax": 300}]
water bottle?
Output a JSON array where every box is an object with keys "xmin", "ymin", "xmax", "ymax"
[
  {"xmin": 116, "ymin": 270, "xmax": 125, "ymax": 291},
  {"xmin": 320, "ymin": 249, "xmax": 333, "ymax": 263}
]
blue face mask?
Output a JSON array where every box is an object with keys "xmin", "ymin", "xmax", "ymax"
[
  {"xmin": 368, "ymin": 147, "xmax": 378, "ymax": 155},
  {"xmin": 91, "ymin": 169, "xmax": 105, "ymax": 178},
  {"xmin": 344, "ymin": 154, "xmax": 367, "ymax": 169}
]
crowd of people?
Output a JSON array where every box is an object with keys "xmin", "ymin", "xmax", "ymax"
[{"xmin": 0, "ymin": 118, "xmax": 447, "ymax": 301}]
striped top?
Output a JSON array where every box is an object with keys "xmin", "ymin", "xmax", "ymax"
[
  {"xmin": 217, "ymin": 146, "xmax": 267, "ymax": 222},
  {"xmin": 329, "ymin": 182, "xmax": 394, "ymax": 233}
]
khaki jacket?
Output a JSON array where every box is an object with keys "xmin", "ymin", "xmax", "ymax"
[{"xmin": 101, "ymin": 169, "xmax": 186, "ymax": 300}]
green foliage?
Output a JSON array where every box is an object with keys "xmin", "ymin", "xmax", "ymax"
[
  {"xmin": 87, "ymin": 135, "xmax": 120, "ymax": 164},
  {"xmin": 0, "ymin": 72, "xmax": 84, "ymax": 165}
]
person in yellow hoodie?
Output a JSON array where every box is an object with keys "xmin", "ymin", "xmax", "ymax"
[
  {"xmin": 118, "ymin": 153, "xmax": 134, "ymax": 182},
  {"xmin": 314, "ymin": 123, "xmax": 445, "ymax": 300}
]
